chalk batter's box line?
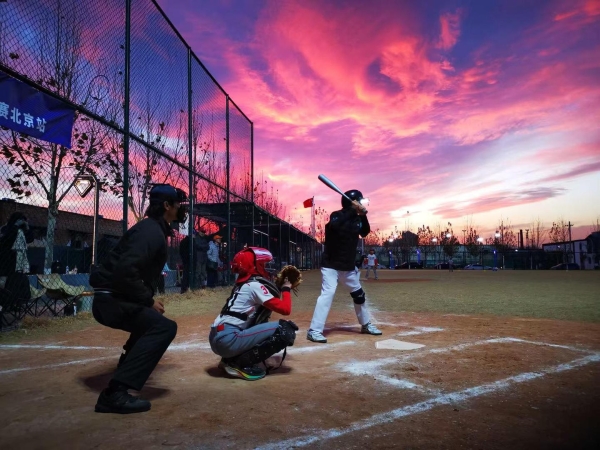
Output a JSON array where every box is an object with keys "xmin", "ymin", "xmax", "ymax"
[
  {"xmin": 341, "ymin": 337, "xmax": 597, "ymax": 395},
  {"xmin": 258, "ymin": 343, "xmax": 600, "ymax": 450},
  {"xmin": 0, "ymin": 340, "xmax": 360, "ymax": 376},
  {"xmin": 0, "ymin": 322, "xmax": 438, "ymax": 353}
]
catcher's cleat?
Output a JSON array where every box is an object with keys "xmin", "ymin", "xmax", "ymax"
[
  {"xmin": 95, "ymin": 389, "xmax": 151, "ymax": 414},
  {"xmin": 361, "ymin": 322, "xmax": 383, "ymax": 335},
  {"xmin": 219, "ymin": 359, "xmax": 266, "ymax": 381},
  {"xmin": 306, "ymin": 329, "xmax": 327, "ymax": 343}
]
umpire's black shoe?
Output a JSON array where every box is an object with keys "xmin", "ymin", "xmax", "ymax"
[{"xmin": 95, "ymin": 389, "xmax": 151, "ymax": 414}]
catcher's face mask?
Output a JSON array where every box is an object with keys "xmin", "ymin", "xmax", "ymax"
[{"xmin": 232, "ymin": 247, "xmax": 273, "ymax": 283}]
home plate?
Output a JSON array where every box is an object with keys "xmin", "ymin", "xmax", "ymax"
[{"xmin": 375, "ymin": 339, "xmax": 425, "ymax": 350}]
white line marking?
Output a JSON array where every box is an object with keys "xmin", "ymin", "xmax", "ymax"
[
  {"xmin": 397, "ymin": 326, "xmax": 444, "ymax": 336},
  {"xmin": 373, "ymin": 375, "xmax": 442, "ymax": 395},
  {"xmin": 0, "ymin": 344, "xmax": 111, "ymax": 350},
  {"xmin": 0, "ymin": 357, "xmax": 114, "ymax": 375},
  {"xmin": 292, "ymin": 341, "xmax": 356, "ymax": 353},
  {"xmin": 340, "ymin": 338, "xmax": 514, "ymax": 375},
  {"xmin": 371, "ymin": 321, "xmax": 410, "ymax": 327},
  {"xmin": 169, "ymin": 341, "xmax": 212, "ymax": 351},
  {"xmin": 339, "ymin": 337, "xmax": 597, "ymax": 386},
  {"xmin": 324, "ymin": 321, "xmax": 408, "ymax": 332},
  {"xmin": 500, "ymin": 337, "xmax": 593, "ymax": 353},
  {"xmin": 256, "ymin": 352, "xmax": 600, "ymax": 449}
]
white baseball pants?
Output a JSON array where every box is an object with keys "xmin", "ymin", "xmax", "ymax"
[{"xmin": 309, "ymin": 267, "xmax": 371, "ymax": 332}]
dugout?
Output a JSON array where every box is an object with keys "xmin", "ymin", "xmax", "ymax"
[{"xmin": 189, "ymin": 201, "xmax": 322, "ymax": 272}]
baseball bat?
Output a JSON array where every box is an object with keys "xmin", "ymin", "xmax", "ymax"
[{"xmin": 318, "ymin": 174, "xmax": 368, "ymax": 214}]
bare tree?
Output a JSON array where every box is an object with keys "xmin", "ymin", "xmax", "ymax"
[
  {"xmin": 416, "ymin": 225, "xmax": 435, "ymax": 265},
  {"xmin": 440, "ymin": 224, "xmax": 460, "ymax": 259},
  {"xmin": 529, "ymin": 217, "xmax": 547, "ymax": 249},
  {"xmin": 313, "ymin": 206, "xmax": 329, "ymax": 243},
  {"xmin": 549, "ymin": 219, "xmax": 569, "ymax": 243},
  {"xmin": 549, "ymin": 218, "xmax": 571, "ymax": 263},
  {"xmin": 464, "ymin": 226, "xmax": 480, "ymax": 259},
  {"xmin": 0, "ymin": 3, "xmax": 119, "ymax": 271},
  {"xmin": 364, "ymin": 228, "xmax": 384, "ymax": 247}
]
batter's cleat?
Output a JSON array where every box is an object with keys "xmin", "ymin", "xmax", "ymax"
[
  {"xmin": 95, "ymin": 389, "xmax": 151, "ymax": 414},
  {"xmin": 306, "ymin": 329, "xmax": 327, "ymax": 343},
  {"xmin": 219, "ymin": 359, "xmax": 266, "ymax": 381},
  {"xmin": 361, "ymin": 322, "xmax": 383, "ymax": 335}
]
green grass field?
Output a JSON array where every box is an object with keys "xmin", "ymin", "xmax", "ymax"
[{"xmin": 1, "ymin": 269, "xmax": 599, "ymax": 343}]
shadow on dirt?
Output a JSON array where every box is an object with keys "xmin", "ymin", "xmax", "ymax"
[{"xmin": 79, "ymin": 363, "xmax": 174, "ymax": 399}]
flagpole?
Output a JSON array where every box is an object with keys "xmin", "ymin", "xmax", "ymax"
[{"xmin": 311, "ymin": 196, "xmax": 315, "ymax": 237}]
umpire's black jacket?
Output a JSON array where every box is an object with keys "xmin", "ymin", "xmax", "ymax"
[
  {"xmin": 322, "ymin": 207, "xmax": 370, "ymax": 271},
  {"xmin": 90, "ymin": 217, "xmax": 172, "ymax": 307}
]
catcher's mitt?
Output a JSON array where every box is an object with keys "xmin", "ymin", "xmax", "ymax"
[{"xmin": 275, "ymin": 265, "xmax": 303, "ymax": 294}]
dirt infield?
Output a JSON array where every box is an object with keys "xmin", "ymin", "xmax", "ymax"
[{"xmin": 1, "ymin": 270, "xmax": 599, "ymax": 449}]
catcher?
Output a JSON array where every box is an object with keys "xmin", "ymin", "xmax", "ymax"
[{"xmin": 208, "ymin": 247, "xmax": 301, "ymax": 380}]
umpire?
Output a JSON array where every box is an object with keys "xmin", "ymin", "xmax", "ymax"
[{"xmin": 90, "ymin": 184, "xmax": 187, "ymax": 414}]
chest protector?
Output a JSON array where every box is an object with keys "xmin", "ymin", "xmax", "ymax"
[{"xmin": 219, "ymin": 276, "xmax": 280, "ymax": 324}]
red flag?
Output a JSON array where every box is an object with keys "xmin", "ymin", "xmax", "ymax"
[{"xmin": 303, "ymin": 198, "xmax": 313, "ymax": 208}]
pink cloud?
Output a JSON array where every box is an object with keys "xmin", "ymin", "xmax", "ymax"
[
  {"xmin": 142, "ymin": 1, "xmax": 600, "ymax": 238},
  {"xmin": 432, "ymin": 187, "xmax": 567, "ymax": 218},
  {"xmin": 437, "ymin": 10, "xmax": 463, "ymax": 50}
]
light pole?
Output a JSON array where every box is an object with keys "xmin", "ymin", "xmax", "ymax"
[
  {"xmin": 495, "ymin": 230, "xmax": 504, "ymax": 269},
  {"xmin": 74, "ymin": 174, "xmax": 100, "ymax": 269},
  {"xmin": 432, "ymin": 237, "xmax": 438, "ymax": 265},
  {"xmin": 477, "ymin": 236, "xmax": 484, "ymax": 265}
]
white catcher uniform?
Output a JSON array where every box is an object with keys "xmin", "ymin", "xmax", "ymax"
[{"xmin": 209, "ymin": 280, "xmax": 283, "ymax": 358}]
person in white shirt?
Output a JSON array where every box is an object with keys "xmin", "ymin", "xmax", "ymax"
[{"xmin": 365, "ymin": 249, "xmax": 378, "ymax": 280}]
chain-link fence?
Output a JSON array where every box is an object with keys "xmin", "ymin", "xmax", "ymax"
[{"xmin": 0, "ymin": 0, "xmax": 320, "ymax": 325}]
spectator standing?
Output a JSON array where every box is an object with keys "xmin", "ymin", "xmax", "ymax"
[
  {"xmin": 365, "ymin": 249, "xmax": 378, "ymax": 280},
  {"xmin": 179, "ymin": 229, "xmax": 209, "ymax": 293},
  {"xmin": 207, "ymin": 234, "xmax": 222, "ymax": 288},
  {"xmin": 0, "ymin": 212, "xmax": 34, "ymax": 276},
  {"xmin": 196, "ymin": 229, "xmax": 209, "ymax": 288}
]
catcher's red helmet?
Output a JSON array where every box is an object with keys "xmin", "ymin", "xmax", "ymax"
[{"xmin": 232, "ymin": 247, "xmax": 273, "ymax": 283}]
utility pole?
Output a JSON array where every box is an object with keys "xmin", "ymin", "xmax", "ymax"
[{"xmin": 568, "ymin": 221, "xmax": 573, "ymax": 265}]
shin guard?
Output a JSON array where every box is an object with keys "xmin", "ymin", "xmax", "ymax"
[{"xmin": 229, "ymin": 320, "xmax": 298, "ymax": 370}]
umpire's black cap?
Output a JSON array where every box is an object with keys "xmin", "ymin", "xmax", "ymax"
[{"xmin": 149, "ymin": 184, "xmax": 188, "ymax": 205}]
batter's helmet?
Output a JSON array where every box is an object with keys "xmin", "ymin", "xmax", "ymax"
[
  {"xmin": 341, "ymin": 189, "xmax": 364, "ymax": 208},
  {"xmin": 232, "ymin": 247, "xmax": 273, "ymax": 283}
]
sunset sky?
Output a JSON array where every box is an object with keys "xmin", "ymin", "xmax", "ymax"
[{"xmin": 158, "ymin": 0, "xmax": 600, "ymax": 241}]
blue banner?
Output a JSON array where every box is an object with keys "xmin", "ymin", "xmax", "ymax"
[{"xmin": 0, "ymin": 71, "xmax": 76, "ymax": 148}]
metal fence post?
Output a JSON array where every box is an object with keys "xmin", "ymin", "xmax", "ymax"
[
  {"xmin": 123, "ymin": 0, "xmax": 131, "ymax": 234},
  {"xmin": 187, "ymin": 46, "xmax": 194, "ymax": 290},
  {"xmin": 226, "ymin": 95, "xmax": 231, "ymax": 285}
]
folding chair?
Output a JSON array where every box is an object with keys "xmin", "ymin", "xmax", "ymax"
[
  {"xmin": 36, "ymin": 274, "xmax": 90, "ymax": 317},
  {"xmin": 0, "ymin": 285, "xmax": 43, "ymax": 329}
]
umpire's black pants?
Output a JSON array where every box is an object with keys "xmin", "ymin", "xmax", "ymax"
[{"xmin": 92, "ymin": 293, "xmax": 177, "ymax": 391}]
